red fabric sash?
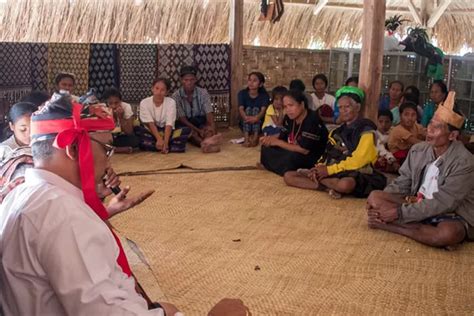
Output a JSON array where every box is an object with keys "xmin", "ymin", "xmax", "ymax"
[{"xmin": 31, "ymin": 103, "xmax": 132, "ymax": 277}]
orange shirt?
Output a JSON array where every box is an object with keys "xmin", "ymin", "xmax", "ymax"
[{"xmin": 388, "ymin": 123, "xmax": 426, "ymax": 153}]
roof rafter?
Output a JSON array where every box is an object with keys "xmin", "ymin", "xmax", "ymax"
[
  {"xmin": 427, "ymin": 0, "xmax": 453, "ymax": 28},
  {"xmin": 312, "ymin": 0, "xmax": 328, "ymax": 15},
  {"xmin": 406, "ymin": 0, "xmax": 423, "ymax": 24}
]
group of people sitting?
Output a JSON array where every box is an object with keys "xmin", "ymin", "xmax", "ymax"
[
  {"xmin": 0, "ymin": 64, "xmax": 473, "ymax": 315},
  {"xmin": 241, "ymin": 71, "xmax": 473, "ymax": 249}
]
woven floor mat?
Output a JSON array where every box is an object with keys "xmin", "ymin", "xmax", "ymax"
[
  {"xmin": 110, "ymin": 128, "xmax": 260, "ymax": 174},
  {"xmin": 110, "ymin": 166, "xmax": 474, "ymax": 315}
]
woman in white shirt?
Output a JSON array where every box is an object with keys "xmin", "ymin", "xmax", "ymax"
[
  {"xmin": 0, "ymin": 102, "xmax": 37, "ymax": 164},
  {"xmin": 137, "ymin": 78, "xmax": 191, "ymax": 154}
]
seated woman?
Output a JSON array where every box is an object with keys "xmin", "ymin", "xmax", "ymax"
[
  {"xmin": 259, "ymin": 89, "xmax": 328, "ymax": 176},
  {"xmin": 284, "ymin": 87, "xmax": 387, "ymax": 199},
  {"xmin": 103, "ymin": 87, "xmax": 140, "ymax": 153},
  {"xmin": 53, "ymin": 72, "xmax": 80, "ymax": 101},
  {"xmin": 379, "ymin": 80, "xmax": 404, "ymax": 125},
  {"xmin": 238, "ymin": 72, "xmax": 270, "ymax": 147},
  {"xmin": 0, "ymin": 102, "xmax": 37, "ymax": 201},
  {"xmin": 388, "ymin": 102, "xmax": 426, "ymax": 165},
  {"xmin": 309, "ymin": 74, "xmax": 336, "ymax": 124},
  {"xmin": 135, "ymin": 78, "xmax": 191, "ymax": 154},
  {"xmin": 0, "ymin": 102, "xmax": 37, "ymax": 163},
  {"xmin": 421, "ymin": 80, "xmax": 448, "ymax": 127}
]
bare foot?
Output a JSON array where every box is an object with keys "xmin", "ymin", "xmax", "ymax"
[
  {"xmin": 328, "ymin": 189, "xmax": 342, "ymax": 199},
  {"xmin": 202, "ymin": 144, "xmax": 221, "ymax": 153},
  {"xmin": 242, "ymin": 141, "xmax": 251, "ymax": 147}
]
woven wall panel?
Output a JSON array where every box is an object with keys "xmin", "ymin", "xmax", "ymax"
[{"xmin": 242, "ymin": 47, "xmax": 331, "ymax": 91}]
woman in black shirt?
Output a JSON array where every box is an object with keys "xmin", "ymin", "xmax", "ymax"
[{"xmin": 260, "ymin": 89, "xmax": 328, "ymax": 176}]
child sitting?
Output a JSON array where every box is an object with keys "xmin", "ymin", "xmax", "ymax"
[
  {"xmin": 388, "ymin": 102, "xmax": 426, "ymax": 165},
  {"xmin": 238, "ymin": 72, "xmax": 270, "ymax": 147},
  {"xmin": 103, "ymin": 87, "xmax": 140, "ymax": 153},
  {"xmin": 374, "ymin": 109, "xmax": 399, "ymax": 173},
  {"xmin": 262, "ymin": 86, "xmax": 288, "ymax": 136}
]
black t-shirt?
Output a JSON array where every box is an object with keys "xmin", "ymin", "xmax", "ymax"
[
  {"xmin": 279, "ymin": 110, "xmax": 328, "ymax": 157},
  {"xmin": 238, "ymin": 89, "xmax": 270, "ymax": 110}
]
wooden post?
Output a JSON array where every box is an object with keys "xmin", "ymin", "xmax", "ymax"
[
  {"xmin": 358, "ymin": 0, "xmax": 386, "ymax": 123},
  {"xmin": 229, "ymin": 0, "xmax": 244, "ymax": 126}
]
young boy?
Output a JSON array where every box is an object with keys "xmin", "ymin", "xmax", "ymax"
[
  {"xmin": 262, "ymin": 86, "xmax": 288, "ymax": 136},
  {"xmin": 388, "ymin": 102, "xmax": 426, "ymax": 165},
  {"xmin": 374, "ymin": 109, "xmax": 399, "ymax": 173}
]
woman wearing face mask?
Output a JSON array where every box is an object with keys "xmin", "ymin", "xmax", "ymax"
[{"xmin": 0, "ymin": 102, "xmax": 38, "ymax": 163}]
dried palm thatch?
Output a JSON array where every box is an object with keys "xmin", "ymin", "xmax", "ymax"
[
  {"xmin": 0, "ymin": 0, "xmax": 230, "ymax": 44},
  {"xmin": 0, "ymin": 0, "xmax": 472, "ymax": 53}
]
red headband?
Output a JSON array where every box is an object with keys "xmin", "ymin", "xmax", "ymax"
[{"xmin": 31, "ymin": 103, "xmax": 132, "ymax": 277}]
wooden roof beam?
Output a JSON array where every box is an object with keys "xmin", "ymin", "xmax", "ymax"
[
  {"xmin": 406, "ymin": 0, "xmax": 423, "ymax": 25},
  {"xmin": 321, "ymin": 3, "xmax": 410, "ymax": 13},
  {"xmin": 427, "ymin": 0, "xmax": 453, "ymax": 28},
  {"xmin": 313, "ymin": 0, "xmax": 328, "ymax": 16}
]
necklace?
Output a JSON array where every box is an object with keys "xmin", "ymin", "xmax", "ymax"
[{"xmin": 289, "ymin": 111, "xmax": 307, "ymax": 144}]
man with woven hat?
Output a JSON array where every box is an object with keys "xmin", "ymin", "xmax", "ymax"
[
  {"xmin": 367, "ymin": 91, "xmax": 474, "ymax": 248},
  {"xmin": 172, "ymin": 65, "xmax": 217, "ymax": 150},
  {"xmin": 0, "ymin": 95, "xmax": 175, "ymax": 315},
  {"xmin": 284, "ymin": 86, "xmax": 386, "ymax": 198}
]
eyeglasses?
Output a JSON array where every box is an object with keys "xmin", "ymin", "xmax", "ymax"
[{"xmin": 90, "ymin": 137, "xmax": 115, "ymax": 158}]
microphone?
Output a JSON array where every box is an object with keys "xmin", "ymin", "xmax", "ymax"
[
  {"xmin": 110, "ymin": 186, "xmax": 121, "ymax": 195},
  {"xmin": 103, "ymin": 177, "xmax": 121, "ymax": 195}
]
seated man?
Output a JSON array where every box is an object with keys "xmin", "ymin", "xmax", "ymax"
[
  {"xmin": 172, "ymin": 65, "xmax": 217, "ymax": 149},
  {"xmin": 367, "ymin": 92, "xmax": 474, "ymax": 248},
  {"xmin": 0, "ymin": 96, "xmax": 171, "ymax": 315},
  {"xmin": 0, "ymin": 96, "xmax": 249, "ymax": 315},
  {"xmin": 284, "ymin": 86, "xmax": 387, "ymax": 199}
]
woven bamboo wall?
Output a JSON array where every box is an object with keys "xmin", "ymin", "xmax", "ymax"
[{"xmin": 242, "ymin": 46, "xmax": 331, "ymax": 91}]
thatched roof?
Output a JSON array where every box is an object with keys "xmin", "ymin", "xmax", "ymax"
[{"xmin": 0, "ymin": 0, "xmax": 472, "ymax": 53}]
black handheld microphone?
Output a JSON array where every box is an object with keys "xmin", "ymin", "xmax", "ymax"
[
  {"xmin": 103, "ymin": 177, "xmax": 121, "ymax": 195},
  {"xmin": 110, "ymin": 186, "xmax": 121, "ymax": 195}
]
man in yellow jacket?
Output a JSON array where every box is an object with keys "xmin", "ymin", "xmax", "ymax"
[{"xmin": 284, "ymin": 86, "xmax": 387, "ymax": 198}]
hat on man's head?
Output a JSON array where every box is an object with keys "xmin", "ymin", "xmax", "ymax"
[
  {"xmin": 180, "ymin": 65, "xmax": 197, "ymax": 77},
  {"xmin": 335, "ymin": 86, "xmax": 365, "ymax": 104},
  {"xmin": 434, "ymin": 91, "xmax": 465, "ymax": 129}
]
